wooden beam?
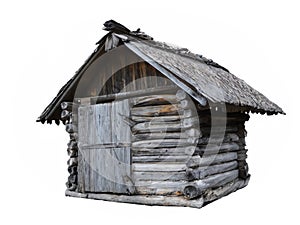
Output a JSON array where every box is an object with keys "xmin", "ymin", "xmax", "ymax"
[
  {"xmin": 183, "ymin": 169, "xmax": 239, "ymax": 199},
  {"xmin": 85, "ymin": 85, "xmax": 179, "ymax": 104},
  {"xmin": 132, "ymin": 163, "xmax": 187, "ymax": 172},
  {"xmin": 133, "ymin": 128, "xmax": 201, "ymax": 141},
  {"xmin": 133, "ymin": 171, "xmax": 186, "ymax": 181},
  {"xmin": 132, "ymin": 139, "xmax": 197, "ymax": 148},
  {"xmin": 66, "ymin": 190, "xmax": 204, "ymax": 208},
  {"xmin": 132, "ymin": 155, "xmax": 190, "ymax": 163},
  {"xmin": 186, "ymin": 161, "xmax": 238, "ymax": 180},
  {"xmin": 132, "ymin": 146, "xmax": 195, "ymax": 156},
  {"xmin": 187, "ymin": 152, "xmax": 238, "ymax": 168},
  {"xmin": 204, "ymin": 176, "xmax": 250, "ymax": 202}
]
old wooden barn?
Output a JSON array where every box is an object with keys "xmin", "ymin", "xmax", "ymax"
[{"xmin": 37, "ymin": 20, "xmax": 284, "ymax": 208}]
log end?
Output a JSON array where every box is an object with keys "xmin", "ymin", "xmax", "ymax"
[{"xmin": 183, "ymin": 185, "xmax": 202, "ymax": 199}]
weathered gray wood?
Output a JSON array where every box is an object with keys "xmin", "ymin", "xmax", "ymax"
[
  {"xmin": 61, "ymin": 102, "xmax": 78, "ymax": 110},
  {"xmin": 131, "ymin": 119, "xmax": 198, "ymax": 133},
  {"xmin": 78, "ymin": 99, "xmax": 132, "ymax": 194},
  {"xmin": 133, "ymin": 171, "xmax": 186, "ymax": 181},
  {"xmin": 197, "ymin": 133, "xmax": 239, "ymax": 145},
  {"xmin": 132, "ymin": 155, "xmax": 190, "ymax": 163},
  {"xmin": 67, "ymin": 148, "xmax": 78, "ymax": 157},
  {"xmin": 61, "ymin": 110, "xmax": 72, "ymax": 120},
  {"xmin": 132, "ymin": 94, "xmax": 182, "ymax": 106},
  {"xmin": 125, "ymin": 42, "xmax": 207, "ymax": 106},
  {"xmin": 200, "ymin": 126, "xmax": 239, "ymax": 134},
  {"xmin": 78, "ymin": 100, "xmax": 130, "ymax": 146},
  {"xmin": 130, "ymin": 115, "xmax": 186, "ymax": 122},
  {"xmin": 89, "ymin": 85, "xmax": 179, "ymax": 104},
  {"xmin": 176, "ymin": 89, "xmax": 187, "ymax": 100},
  {"xmin": 187, "ymin": 152, "xmax": 238, "ymax": 168},
  {"xmin": 65, "ymin": 124, "xmax": 77, "ymax": 133},
  {"xmin": 134, "ymin": 180, "xmax": 187, "ymax": 195},
  {"xmin": 237, "ymin": 149, "xmax": 248, "ymax": 160},
  {"xmin": 203, "ymin": 176, "xmax": 250, "ymax": 202},
  {"xmin": 81, "ymin": 147, "xmax": 132, "ymax": 194},
  {"xmin": 111, "ymin": 99, "xmax": 131, "ymax": 145},
  {"xmin": 132, "ymin": 146, "xmax": 196, "ymax": 156},
  {"xmin": 196, "ymin": 142, "xmax": 240, "ymax": 155},
  {"xmin": 69, "ymin": 133, "xmax": 78, "ymax": 141},
  {"xmin": 198, "ymin": 115, "xmax": 250, "ymax": 125},
  {"xmin": 183, "ymin": 169, "xmax": 239, "ymax": 199},
  {"xmin": 66, "ymin": 190, "xmax": 204, "ymax": 208},
  {"xmin": 132, "ymin": 129, "xmax": 200, "ymax": 141},
  {"xmin": 67, "ymin": 157, "xmax": 78, "ymax": 166},
  {"xmin": 131, "ymin": 104, "xmax": 190, "ymax": 117},
  {"xmin": 132, "ymin": 139, "xmax": 197, "ymax": 148},
  {"xmin": 133, "ymin": 163, "xmax": 187, "ymax": 172},
  {"xmin": 186, "ymin": 161, "xmax": 238, "ymax": 180}
]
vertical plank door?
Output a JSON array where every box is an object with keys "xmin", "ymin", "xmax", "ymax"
[{"xmin": 77, "ymin": 99, "xmax": 134, "ymax": 194}]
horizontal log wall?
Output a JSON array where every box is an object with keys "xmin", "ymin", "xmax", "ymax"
[
  {"xmin": 182, "ymin": 105, "xmax": 251, "ymax": 200},
  {"xmin": 129, "ymin": 93, "xmax": 251, "ymax": 198},
  {"xmin": 130, "ymin": 90, "xmax": 199, "ymax": 195}
]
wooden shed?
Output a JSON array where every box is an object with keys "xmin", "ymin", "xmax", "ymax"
[{"xmin": 37, "ymin": 20, "xmax": 284, "ymax": 208}]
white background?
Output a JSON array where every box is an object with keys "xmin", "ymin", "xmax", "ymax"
[{"xmin": 0, "ymin": 0, "xmax": 299, "ymax": 224}]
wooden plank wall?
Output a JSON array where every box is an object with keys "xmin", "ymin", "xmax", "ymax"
[
  {"xmin": 77, "ymin": 100, "xmax": 133, "ymax": 194},
  {"xmin": 98, "ymin": 62, "xmax": 174, "ymax": 96}
]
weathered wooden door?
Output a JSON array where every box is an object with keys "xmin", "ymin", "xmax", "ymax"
[{"xmin": 77, "ymin": 99, "xmax": 134, "ymax": 194}]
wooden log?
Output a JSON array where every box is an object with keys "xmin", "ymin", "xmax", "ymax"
[
  {"xmin": 65, "ymin": 124, "xmax": 77, "ymax": 133},
  {"xmin": 179, "ymin": 99, "xmax": 191, "ymax": 109},
  {"xmin": 134, "ymin": 180, "xmax": 187, "ymax": 195},
  {"xmin": 133, "ymin": 171, "xmax": 186, "ymax": 181},
  {"xmin": 131, "ymin": 115, "xmax": 186, "ymax": 123},
  {"xmin": 67, "ymin": 148, "xmax": 78, "ymax": 157},
  {"xmin": 132, "ymin": 121, "xmax": 181, "ymax": 133},
  {"xmin": 198, "ymin": 114, "xmax": 250, "ymax": 125},
  {"xmin": 132, "ymin": 155, "xmax": 190, "ymax": 163},
  {"xmin": 66, "ymin": 191, "xmax": 204, "ymax": 208},
  {"xmin": 133, "ymin": 128, "xmax": 201, "ymax": 141},
  {"xmin": 61, "ymin": 110, "xmax": 72, "ymax": 120},
  {"xmin": 69, "ymin": 133, "xmax": 78, "ymax": 141},
  {"xmin": 196, "ymin": 142, "xmax": 240, "ymax": 155},
  {"xmin": 186, "ymin": 161, "xmax": 238, "ymax": 180},
  {"xmin": 176, "ymin": 89, "xmax": 187, "ymax": 101},
  {"xmin": 131, "ymin": 104, "xmax": 190, "ymax": 117},
  {"xmin": 200, "ymin": 126, "xmax": 238, "ymax": 135},
  {"xmin": 67, "ymin": 165, "xmax": 77, "ymax": 174},
  {"xmin": 66, "ymin": 182, "xmax": 77, "ymax": 191},
  {"xmin": 132, "ymin": 94, "xmax": 181, "ymax": 106},
  {"xmin": 187, "ymin": 152, "xmax": 238, "ymax": 168},
  {"xmin": 132, "ymin": 139, "xmax": 197, "ymax": 148},
  {"xmin": 67, "ymin": 174, "xmax": 77, "ymax": 183},
  {"xmin": 132, "ymin": 146, "xmax": 196, "ymax": 156},
  {"xmin": 131, "ymin": 118, "xmax": 198, "ymax": 133},
  {"xmin": 89, "ymin": 85, "xmax": 179, "ymax": 104},
  {"xmin": 203, "ymin": 178, "xmax": 245, "ymax": 202},
  {"xmin": 133, "ymin": 163, "xmax": 187, "ymax": 172},
  {"xmin": 238, "ymin": 161, "xmax": 249, "ymax": 179},
  {"xmin": 183, "ymin": 169, "xmax": 239, "ymax": 199},
  {"xmin": 67, "ymin": 140, "xmax": 77, "ymax": 148},
  {"xmin": 67, "ymin": 157, "xmax": 78, "ymax": 166},
  {"xmin": 61, "ymin": 102, "xmax": 78, "ymax": 110},
  {"xmin": 197, "ymin": 133, "xmax": 239, "ymax": 145},
  {"xmin": 237, "ymin": 153, "xmax": 248, "ymax": 161}
]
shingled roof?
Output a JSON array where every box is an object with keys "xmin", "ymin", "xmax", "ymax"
[{"xmin": 37, "ymin": 20, "xmax": 284, "ymax": 124}]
